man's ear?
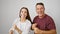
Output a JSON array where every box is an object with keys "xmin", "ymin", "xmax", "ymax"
[{"xmin": 44, "ymin": 7, "xmax": 45, "ymax": 10}]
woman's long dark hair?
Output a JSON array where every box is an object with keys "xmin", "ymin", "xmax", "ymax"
[{"xmin": 19, "ymin": 7, "xmax": 32, "ymax": 23}]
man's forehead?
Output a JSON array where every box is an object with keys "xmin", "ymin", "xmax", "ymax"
[{"xmin": 36, "ymin": 5, "xmax": 44, "ymax": 8}]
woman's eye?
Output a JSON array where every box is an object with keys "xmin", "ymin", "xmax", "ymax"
[
  {"xmin": 21, "ymin": 11, "xmax": 23, "ymax": 13},
  {"xmin": 25, "ymin": 11, "xmax": 27, "ymax": 13}
]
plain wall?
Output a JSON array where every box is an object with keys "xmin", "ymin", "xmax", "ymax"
[{"xmin": 0, "ymin": 0, "xmax": 60, "ymax": 34}]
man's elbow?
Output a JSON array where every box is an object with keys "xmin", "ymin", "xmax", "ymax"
[{"xmin": 51, "ymin": 29, "xmax": 57, "ymax": 34}]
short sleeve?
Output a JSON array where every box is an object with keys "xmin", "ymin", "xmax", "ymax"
[
  {"xmin": 26, "ymin": 20, "xmax": 31, "ymax": 31},
  {"xmin": 47, "ymin": 17, "xmax": 56, "ymax": 30},
  {"xmin": 33, "ymin": 17, "xmax": 37, "ymax": 24}
]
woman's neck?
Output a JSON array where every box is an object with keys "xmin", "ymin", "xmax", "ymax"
[{"xmin": 20, "ymin": 17, "xmax": 26, "ymax": 22}]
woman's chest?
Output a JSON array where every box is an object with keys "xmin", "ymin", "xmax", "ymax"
[{"xmin": 16, "ymin": 22, "xmax": 27, "ymax": 31}]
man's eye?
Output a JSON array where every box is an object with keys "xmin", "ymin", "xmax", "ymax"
[{"xmin": 41, "ymin": 8, "xmax": 44, "ymax": 9}]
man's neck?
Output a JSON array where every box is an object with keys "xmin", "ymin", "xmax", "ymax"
[{"xmin": 39, "ymin": 14, "xmax": 45, "ymax": 19}]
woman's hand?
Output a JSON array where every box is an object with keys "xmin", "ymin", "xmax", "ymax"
[
  {"xmin": 13, "ymin": 24, "xmax": 22, "ymax": 34},
  {"xmin": 9, "ymin": 30, "xmax": 13, "ymax": 34},
  {"xmin": 13, "ymin": 24, "xmax": 17, "ymax": 30}
]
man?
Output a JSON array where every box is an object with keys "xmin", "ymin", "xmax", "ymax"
[{"xmin": 32, "ymin": 2, "xmax": 57, "ymax": 34}]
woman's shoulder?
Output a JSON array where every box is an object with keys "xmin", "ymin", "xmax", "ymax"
[
  {"xmin": 26, "ymin": 19, "xmax": 31, "ymax": 24},
  {"xmin": 26, "ymin": 19, "xmax": 30, "ymax": 22},
  {"xmin": 25, "ymin": 19, "xmax": 31, "ymax": 27}
]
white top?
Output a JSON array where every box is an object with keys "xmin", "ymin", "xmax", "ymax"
[{"xmin": 9, "ymin": 18, "xmax": 31, "ymax": 34}]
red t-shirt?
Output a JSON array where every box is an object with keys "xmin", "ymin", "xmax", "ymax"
[{"xmin": 33, "ymin": 14, "xmax": 56, "ymax": 30}]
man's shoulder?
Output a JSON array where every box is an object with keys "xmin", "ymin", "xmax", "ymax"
[
  {"xmin": 34, "ymin": 16, "xmax": 38, "ymax": 19},
  {"xmin": 45, "ymin": 14, "xmax": 54, "ymax": 22},
  {"xmin": 46, "ymin": 14, "xmax": 53, "ymax": 19}
]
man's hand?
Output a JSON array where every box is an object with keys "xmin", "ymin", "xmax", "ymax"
[
  {"xmin": 32, "ymin": 23, "xmax": 37, "ymax": 29},
  {"xmin": 34, "ymin": 27, "xmax": 43, "ymax": 34},
  {"xmin": 32, "ymin": 23, "xmax": 43, "ymax": 34}
]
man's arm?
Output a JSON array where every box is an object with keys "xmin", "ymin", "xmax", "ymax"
[
  {"xmin": 34, "ymin": 27, "xmax": 57, "ymax": 34},
  {"xmin": 32, "ymin": 23, "xmax": 57, "ymax": 34},
  {"xmin": 32, "ymin": 23, "xmax": 37, "ymax": 30},
  {"xmin": 42, "ymin": 29, "xmax": 56, "ymax": 34}
]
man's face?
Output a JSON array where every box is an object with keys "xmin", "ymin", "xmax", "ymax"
[{"xmin": 36, "ymin": 5, "xmax": 45, "ymax": 17}]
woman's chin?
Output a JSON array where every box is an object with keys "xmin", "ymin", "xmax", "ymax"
[{"xmin": 21, "ymin": 16, "xmax": 26, "ymax": 18}]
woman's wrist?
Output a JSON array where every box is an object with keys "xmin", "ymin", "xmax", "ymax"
[
  {"xmin": 19, "ymin": 31, "xmax": 22, "ymax": 34},
  {"xmin": 9, "ymin": 30, "xmax": 14, "ymax": 34}
]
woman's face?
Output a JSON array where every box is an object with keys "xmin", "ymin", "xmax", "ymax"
[{"xmin": 20, "ymin": 9, "xmax": 27, "ymax": 18}]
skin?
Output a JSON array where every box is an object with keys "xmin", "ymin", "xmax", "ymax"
[
  {"xmin": 36, "ymin": 5, "xmax": 45, "ymax": 18},
  {"xmin": 9, "ymin": 9, "xmax": 28, "ymax": 34},
  {"xmin": 20, "ymin": 9, "xmax": 27, "ymax": 22},
  {"xmin": 32, "ymin": 5, "xmax": 57, "ymax": 34}
]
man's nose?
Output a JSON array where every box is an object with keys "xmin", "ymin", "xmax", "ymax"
[{"xmin": 39, "ymin": 9, "xmax": 41, "ymax": 11}]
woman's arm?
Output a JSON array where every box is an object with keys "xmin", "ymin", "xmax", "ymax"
[
  {"xmin": 14, "ymin": 24, "xmax": 22, "ymax": 34},
  {"xmin": 9, "ymin": 30, "xmax": 14, "ymax": 34},
  {"xmin": 9, "ymin": 27, "xmax": 14, "ymax": 34}
]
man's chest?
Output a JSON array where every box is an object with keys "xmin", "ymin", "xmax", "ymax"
[{"xmin": 35, "ymin": 18, "xmax": 49, "ymax": 30}]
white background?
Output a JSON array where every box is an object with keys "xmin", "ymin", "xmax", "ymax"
[{"xmin": 0, "ymin": 0, "xmax": 60, "ymax": 34}]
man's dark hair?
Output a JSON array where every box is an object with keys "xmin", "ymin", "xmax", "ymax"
[{"xmin": 36, "ymin": 2, "xmax": 44, "ymax": 7}]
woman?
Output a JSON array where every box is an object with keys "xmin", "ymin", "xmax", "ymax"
[{"xmin": 9, "ymin": 7, "xmax": 32, "ymax": 34}]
